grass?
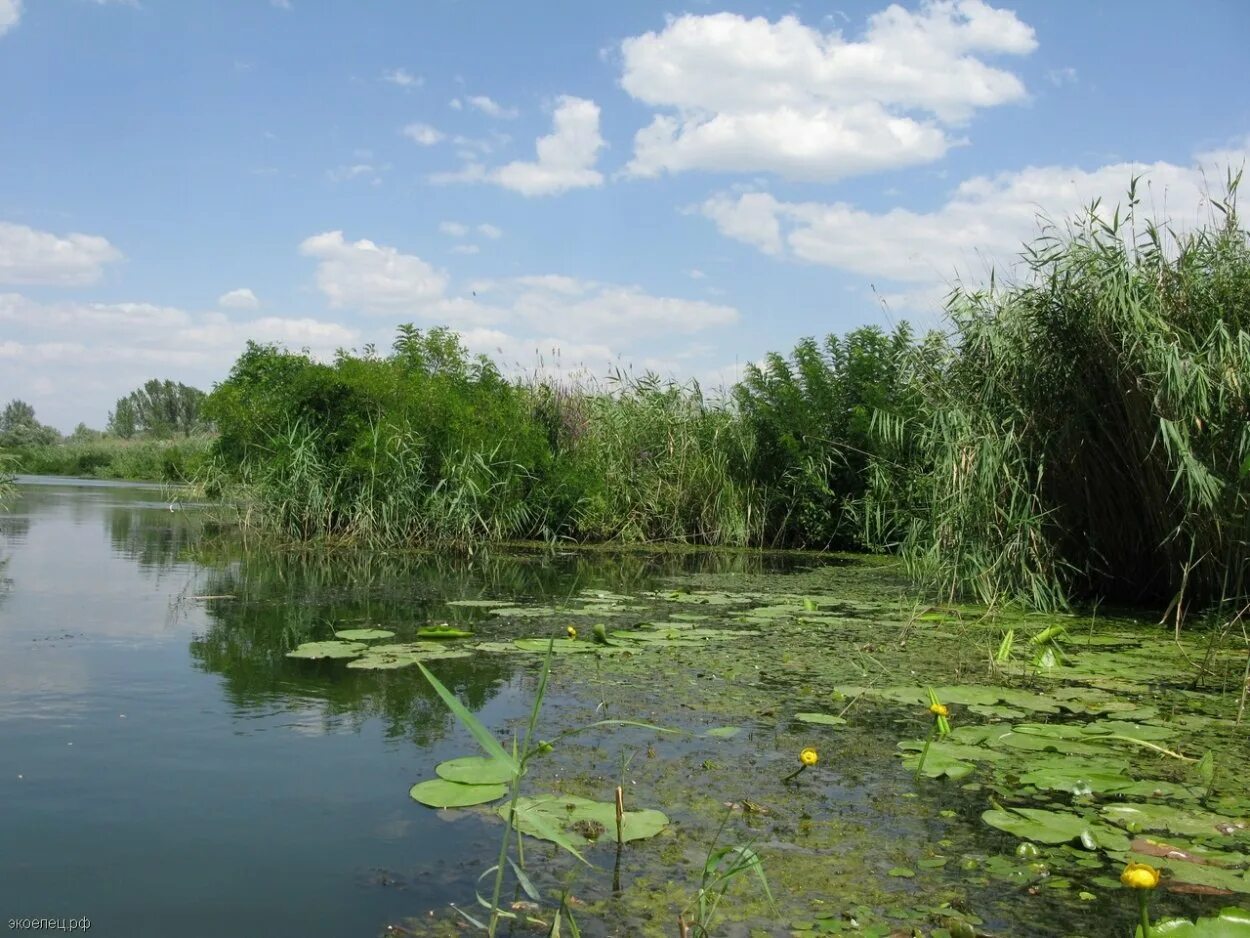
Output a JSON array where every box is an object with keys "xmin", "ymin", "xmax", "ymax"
[
  {"xmin": 865, "ymin": 176, "xmax": 1250, "ymax": 614},
  {"xmin": 1, "ymin": 435, "xmax": 215, "ymax": 483},
  {"xmin": 192, "ymin": 181, "xmax": 1249, "ymax": 619}
]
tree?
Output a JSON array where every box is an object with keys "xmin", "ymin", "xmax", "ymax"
[
  {"xmin": 108, "ymin": 380, "xmax": 207, "ymax": 437},
  {"xmin": 0, "ymin": 399, "xmax": 61, "ymax": 448}
]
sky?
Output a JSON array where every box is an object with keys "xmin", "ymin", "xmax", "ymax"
[{"xmin": 1, "ymin": 0, "xmax": 1247, "ymax": 431}]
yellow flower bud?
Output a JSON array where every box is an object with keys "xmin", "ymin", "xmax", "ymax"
[
  {"xmin": 800, "ymin": 747, "xmax": 818, "ymax": 767},
  {"xmin": 566, "ymin": 626, "xmax": 577, "ymax": 639},
  {"xmin": 929, "ymin": 703, "xmax": 949, "ymax": 717},
  {"xmin": 1120, "ymin": 862, "xmax": 1160, "ymax": 890}
]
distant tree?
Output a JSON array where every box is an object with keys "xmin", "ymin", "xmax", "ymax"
[
  {"xmin": 0, "ymin": 399, "xmax": 61, "ymax": 447},
  {"xmin": 70, "ymin": 423, "xmax": 104, "ymax": 443},
  {"xmin": 108, "ymin": 381, "xmax": 207, "ymax": 437}
]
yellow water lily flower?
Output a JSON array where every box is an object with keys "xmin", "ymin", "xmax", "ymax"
[
  {"xmin": 800, "ymin": 747, "xmax": 819, "ymax": 767},
  {"xmin": 566, "ymin": 626, "xmax": 577, "ymax": 639},
  {"xmin": 929, "ymin": 702, "xmax": 949, "ymax": 717},
  {"xmin": 1120, "ymin": 862, "xmax": 1160, "ymax": 890}
]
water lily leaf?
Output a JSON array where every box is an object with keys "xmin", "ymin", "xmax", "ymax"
[
  {"xmin": 332, "ymin": 628, "xmax": 395, "ymax": 640},
  {"xmin": 409, "ymin": 778, "xmax": 507, "ymax": 808},
  {"xmin": 286, "ymin": 640, "xmax": 368, "ymax": 660},
  {"xmin": 416, "ymin": 625, "xmax": 474, "ymax": 639},
  {"xmin": 1148, "ymin": 907, "xmax": 1250, "ymax": 935},
  {"xmin": 795, "ymin": 712, "xmax": 848, "ymax": 726},
  {"xmin": 1018, "ymin": 764, "xmax": 1138, "ymax": 795},
  {"xmin": 981, "ymin": 806, "xmax": 1103, "ymax": 845},
  {"xmin": 898, "ymin": 740, "xmax": 1004, "ymax": 779},
  {"xmin": 513, "ymin": 638, "xmax": 608, "ymax": 654},
  {"xmin": 436, "ymin": 756, "xmax": 516, "ymax": 786},
  {"xmin": 1103, "ymin": 804, "xmax": 1250, "ymax": 839},
  {"xmin": 1127, "ymin": 853, "xmax": 1250, "ymax": 895},
  {"xmin": 1081, "ymin": 720, "xmax": 1174, "ymax": 741},
  {"xmin": 445, "ymin": 599, "xmax": 507, "ymax": 607},
  {"xmin": 705, "ymin": 726, "xmax": 742, "ymax": 738},
  {"xmin": 507, "ymin": 795, "xmax": 669, "ymax": 845}
]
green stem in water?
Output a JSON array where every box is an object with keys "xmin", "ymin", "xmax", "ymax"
[
  {"xmin": 914, "ymin": 723, "xmax": 937, "ymax": 781},
  {"xmin": 781, "ymin": 764, "xmax": 807, "ymax": 784},
  {"xmin": 1138, "ymin": 890, "xmax": 1151, "ymax": 938}
]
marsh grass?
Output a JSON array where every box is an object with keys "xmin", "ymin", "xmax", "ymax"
[
  {"xmin": 1, "ymin": 435, "xmax": 214, "ymax": 482},
  {"xmin": 866, "ymin": 178, "xmax": 1250, "ymax": 614}
]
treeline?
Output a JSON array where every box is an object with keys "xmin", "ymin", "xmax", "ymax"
[
  {"xmin": 204, "ymin": 191, "xmax": 1249, "ymax": 613},
  {"xmin": 0, "ymin": 380, "xmax": 211, "ymax": 482}
]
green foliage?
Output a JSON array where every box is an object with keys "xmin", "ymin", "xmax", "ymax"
[
  {"xmin": 108, "ymin": 379, "xmax": 207, "ymax": 438},
  {"xmin": 4, "ymin": 435, "xmax": 213, "ymax": 482},
  {"xmin": 734, "ymin": 324, "xmax": 924, "ymax": 549},
  {"xmin": 0, "ymin": 399, "xmax": 61, "ymax": 448},
  {"xmin": 863, "ymin": 179, "xmax": 1250, "ymax": 612}
]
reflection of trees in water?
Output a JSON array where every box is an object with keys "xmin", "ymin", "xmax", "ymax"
[
  {"xmin": 185, "ymin": 543, "xmax": 804, "ymax": 744},
  {"xmin": 106, "ymin": 505, "xmax": 201, "ymax": 569},
  {"xmin": 0, "ymin": 513, "xmax": 32, "ymax": 544},
  {"xmin": 187, "ymin": 549, "xmax": 521, "ymax": 747}
]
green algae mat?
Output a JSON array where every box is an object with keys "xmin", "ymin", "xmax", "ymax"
[{"xmin": 276, "ymin": 560, "xmax": 1250, "ymax": 937}]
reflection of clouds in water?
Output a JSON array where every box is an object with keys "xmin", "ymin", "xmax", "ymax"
[{"xmin": 0, "ymin": 653, "xmax": 92, "ymax": 722}]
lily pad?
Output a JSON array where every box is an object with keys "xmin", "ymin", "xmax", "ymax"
[
  {"xmin": 982, "ymin": 806, "xmax": 1126, "ymax": 848},
  {"xmin": 332, "ymin": 628, "xmax": 395, "ymax": 641},
  {"xmin": 416, "ymin": 625, "xmax": 474, "ymax": 639},
  {"xmin": 1103, "ymin": 804, "xmax": 1250, "ymax": 839},
  {"xmin": 1148, "ymin": 907, "xmax": 1250, "ymax": 935},
  {"xmin": 795, "ymin": 712, "xmax": 849, "ymax": 726},
  {"xmin": 506, "ymin": 795, "xmax": 669, "ymax": 845},
  {"xmin": 286, "ymin": 640, "xmax": 368, "ymax": 660},
  {"xmin": 435, "ymin": 756, "xmax": 516, "ymax": 786},
  {"xmin": 409, "ymin": 778, "xmax": 508, "ymax": 808}
]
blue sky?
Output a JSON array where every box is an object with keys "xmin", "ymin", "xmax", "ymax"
[{"xmin": 1, "ymin": 0, "xmax": 1247, "ymax": 430}]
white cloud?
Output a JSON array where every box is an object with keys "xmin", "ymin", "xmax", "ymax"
[
  {"xmin": 402, "ymin": 122, "xmax": 444, "ymax": 146},
  {"xmin": 700, "ymin": 144, "xmax": 1250, "ymax": 302},
  {"xmin": 0, "ymin": 292, "xmax": 357, "ymax": 430},
  {"xmin": 383, "ymin": 68, "xmax": 421, "ymax": 88},
  {"xmin": 451, "ymin": 244, "xmax": 480, "ymax": 255},
  {"xmin": 477, "ymin": 223, "xmax": 503, "ymax": 240},
  {"xmin": 0, "ymin": 0, "xmax": 20, "ymax": 37},
  {"xmin": 439, "ymin": 221, "xmax": 469, "ymax": 238},
  {"xmin": 449, "ymin": 97, "xmax": 464, "ymax": 110},
  {"xmin": 432, "ymin": 96, "xmax": 604, "ymax": 196},
  {"xmin": 1047, "ymin": 66, "xmax": 1078, "ymax": 87},
  {"xmin": 326, "ymin": 162, "xmax": 386, "ymax": 184},
  {"xmin": 218, "ymin": 288, "xmax": 259, "ymax": 310},
  {"xmin": 619, "ymin": 3, "xmax": 1036, "ymax": 180},
  {"xmin": 466, "ymin": 95, "xmax": 518, "ymax": 119},
  {"xmin": 0, "ymin": 220, "xmax": 123, "ymax": 285},
  {"xmin": 270, "ymin": 0, "xmax": 291, "ymax": 9},
  {"xmin": 299, "ymin": 230, "xmax": 448, "ymax": 313}
]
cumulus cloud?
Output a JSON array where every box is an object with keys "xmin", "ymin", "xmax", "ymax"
[
  {"xmin": 0, "ymin": 292, "xmax": 357, "ymax": 430},
  {"xmin": 439, "ymin": 221, "xmax": 469, "ymax": 238},
  {"xmin": 0, "ymin": 220, "xmax": 123, "ymax": 285},
  {"xmin": 0, "ymin": 0, "xmax": 20, "ymax": 37},
  {"xmin": 477, "ymin": 223, "xmax": 503, "ymax": 239},
  {"xmin": 620, "ymin": 2, "xmax": 1036, "ymax": 180},
  {"xmin": 402, "ymin": 122, "xmax": 444, "ymax": 146},
  {"xmin": 431, "ymin": 96, "xmax": 605, "ymax": 196},
  {"xmin": 218, "ymin": 288, "xmax": 259, "ymax": 310},
  {"xmin": 300, "ymin": 230, "xmax": 448, "ymax": 313},
  {"xmin": 383, "ymin": 68, "xmax": 421, "ymax": 88},
  {"xmin": 466, "ymin": 95, "xmax": 518, "ymax": 119},
  {"xmin": 700, "ymin": 144, "xmax": 1249, "ymax": 307}
]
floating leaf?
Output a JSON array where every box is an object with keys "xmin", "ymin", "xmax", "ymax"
[
  {"xmin": 705, "ymin": 726, "xmax": 742, "ymax": 738},
  {"xmin": 332, "ymin": 628, "xmax": 395, "ymax": 640},
  {"xmin": 409, "ymin": 778, "xmax": 508, "ymax": 808},
  {"xmin": 795, "ymin": 712, "xmax": 848, "ymax": 726},
  {"xmin": 436, "ymin": 756, "xmax": 516, "ymax": 785},
  {"xmin": 507, "ymin": 795, "xmax": 669, "ymax": 845},
  {"xmin": 1147, "ymin": 906, "xmax": 1250, "ymax": 935},
  {"xmin": 981, "ymin": 806, "xmax": 1123, "ymax": 848},
  {"xmin": 286, "ymin": 640, "xmax": 368, "ymax": 660},
  {"xmin": 1103, "ymin": 804, "xmax": 1250, "ymax": 839},
  {"xmin": 416, "ymin": 625, "xmax": 474, "ymax": 639}
]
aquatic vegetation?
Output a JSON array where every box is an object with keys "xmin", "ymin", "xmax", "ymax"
[
  {"xmin": 913, "ymin": 687, "xmax": 952, "ymax": 780},
  {"xmin": 1123, "ymin": 861, "xmax": 1161, "ymax": 936}
]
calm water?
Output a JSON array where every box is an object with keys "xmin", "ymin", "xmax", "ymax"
[{"xmin": 0, "ymin": 477, "xmax": 804, "ymax": 936}]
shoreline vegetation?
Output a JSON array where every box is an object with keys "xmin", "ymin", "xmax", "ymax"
[{"xmin": 4, "ymin": 190, "xmax": 1248, "ymax": 618}]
